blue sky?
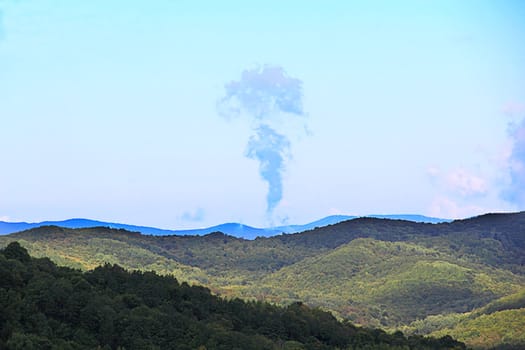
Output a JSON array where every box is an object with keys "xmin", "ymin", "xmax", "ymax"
[{"xmin": 1, "ymin": 1, "xmax": 524, "ymax": 228}]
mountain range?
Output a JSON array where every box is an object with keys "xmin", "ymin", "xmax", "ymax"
[
  {"xmin": 0, "ymin": 242, "xmax": 467, "ymax": 349},
  {"xmin": 1, "ymin": 211, "xmax": 523, "ymax": 348},
  {"xmin": 0, "ymin": 214, "xmax": 450, "ymax": 238}
]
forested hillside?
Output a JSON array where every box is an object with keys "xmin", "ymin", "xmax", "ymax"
[
  {"xmin": 250, "ymin": 238, "xmax": 522, "ymax": 325},
  {"xmin": 0, "ymin": 242, "xmax": 466, "ymax": 349},
  {"xmin": 1, "ymin": 212, "xmax": 524, "ymax": 349}
]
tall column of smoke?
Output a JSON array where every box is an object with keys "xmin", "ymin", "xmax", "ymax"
[{"xmin": 218, "ymin": 65, "xmax": 305, "ymax": 219}]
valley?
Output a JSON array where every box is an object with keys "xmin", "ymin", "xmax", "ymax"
[{"xmin": 1, "ymin": 212, "xmax": 524, "ymax": 349}]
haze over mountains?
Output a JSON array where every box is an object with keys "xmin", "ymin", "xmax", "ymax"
[{"xmin": 0, "ymin": 214, "xmax": 450, "ymax": 238}]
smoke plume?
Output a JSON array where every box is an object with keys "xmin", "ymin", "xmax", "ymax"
[
  {"xmin": 219, "ymin": 65, "xmax": 305, "ymax": 218},
  {"xmin": 246, "ymin": 125, "xmax": 291, "ymax": 215}
]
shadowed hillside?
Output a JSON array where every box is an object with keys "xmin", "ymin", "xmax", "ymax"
[
  {"xmin": 0, "ymin": 242, "xmax": 466, "ymax": 350},
  {"xmin": 1, "ymin": 212, "xmax": 524, "ymax": 349}
]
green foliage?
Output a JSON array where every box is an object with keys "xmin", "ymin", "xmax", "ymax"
[
  {"xmin": 2, "ymin": 241, "xmax": 31, "ymax": 263},
  {"xmin": 403, "ymin": 288, "xmax": 525, "ymax": 349},
  {"xmin": 0, "ymin": 234, "xmax": 210, "ymax": 285},
  {"xmin": 473, "ymin": 288, "xmax": 525, "ymax": 316},
  {"xmin": 0, "ymin": 243, "xmax": 466, "ymax": 349},
  {"xmin": 430, "ymin": 309, "xmax": 525, "ymax": 349},
  {"xmin": 1, "ymin": 212, "xmax": 524, "ymax": 348},
  {"xmin": 253, "ymin": 239, "xmax": 523, "ymax": 327}
]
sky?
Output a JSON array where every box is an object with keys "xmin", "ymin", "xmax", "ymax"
[{"xmin": 1, "ymin": 1, "xmax": 525, "ymax": 229}]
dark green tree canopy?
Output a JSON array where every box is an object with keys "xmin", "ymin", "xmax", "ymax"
[{"xmin": 0, "ymin": 243, "xmax": 466, "ymax": 350}]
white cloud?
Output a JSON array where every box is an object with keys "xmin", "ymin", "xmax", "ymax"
[
  {"xmin": 180, "ymin": 208, "xmax": 205, "ymax": 222},
  {"xmin": 445, "ymin": 169, "xmax": 487, "ymax": 197},
  {"xmin": 0, "ymin": 216, "xmax": 13, "ymax": 222},
  {"xmin": 502, "ymin": 101, "xmax": 525, "ymax": 118},
  {"xmin": 428, "ymin": 196, "xmax": 487, "ymax": 219},
  {"xmin": 426, "ymin": 165, "xmax": 495, "ymax": 219},
  {"xmin": 427, "ymin": 166, "xmax": 488, "ymax": 198},
  {"xmin": 426, "ymin": 166, "xmax": 440, "ymax": 178}
]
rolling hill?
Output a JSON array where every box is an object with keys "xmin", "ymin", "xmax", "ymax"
[
  {"xmin": 404, "ymin": 288, "xmax": 525, "ymax": 349},
  {"xmin": 1, "ymin": 242, "xmax": 468, "ymax": 349},
  {"xmin": 0, "ymin": 211, "xmax": 523, "ymax": 349},
  {"xmin": 253, "ymin": 238, "xmax": 522, "ymax": 326}
]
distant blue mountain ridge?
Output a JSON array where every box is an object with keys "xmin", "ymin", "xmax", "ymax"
[{"xmin": 0, "ymin": 214, "xmax": 451, "ymax": 239}]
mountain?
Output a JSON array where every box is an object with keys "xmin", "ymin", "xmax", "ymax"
[
  {"xmin": 1, "ymin": 212, "xmax": 523, "ymax": 348},
  {"xmin": 256, "ymin": 238, "xmax": 522, "ymax": 325},
  {"xmin": 178, "ymin": 223, "xmax": 282, "ymax": 239},
  {"xmin": 274, "ymin": 214, "xmax": 451, "ymax": 234},
  {"xmin": 1, "ymin": 243, "xmax": 467, "ymax": 349},
  {"xmin": 271, "ymin": 215, "xmax": 357, "ymax": 233},
  {"xmin": 365, "ymin": 214, "xmax": 452, "ymax": 224},
  {"xmin": 0, "ymin": 214, "xmax": 450, "ymax": 238},
  {"xmin": 0, "ymin": 218, "xmax": 278, "ymax": 238},
  {"xmin": 0, "ymin": 218, "xmax": 175, "ymax": 236},
  {"xmin": 407, "ymin": 288, "xmax": 525, "ymax": 349}
]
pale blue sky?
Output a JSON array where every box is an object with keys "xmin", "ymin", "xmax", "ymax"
[{"xmin": 1, "ymin": 1, "xmax": 524, "ymax": 228}]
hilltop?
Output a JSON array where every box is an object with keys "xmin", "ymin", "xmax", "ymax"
[
  {"xmin": 0, "ymin": 214, "xmax": 450, "ymax": 238},
  {"xmin": 1, "ymin": 242, "xmax": 467, "ymax": 349},
  {"xmin": 1, "ymin": 211, "xmax": 524, "ymax": 349}
]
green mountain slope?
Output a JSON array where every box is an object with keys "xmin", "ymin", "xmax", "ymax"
[
  {"xmin": 273, "ymin": 212, "xmax": 525, "ymax": 274},
  {"xmin": 0, "ymin": 212, "xmax": 524, "ymax": 348},
  {"xmin": 0, "ymin": 242, "xmax": 466, "ymax": 350},
  {"xmin": 245, "ymin": 238, "xmax": 523, "ymax": 327},
  {"xmin": 2, "ymin": 227, "xmax": 210, "ymax": 285},
  {"xmin": 402, "ymin": 288, "xmax": 525, "ymax": 349},
  {"xmin": 431, "ymin": 309, "xmax": 525, "ymax": 350},
  {"xmin": 0, "ymin": 226, "xmax": 326, "ymax": 284}
]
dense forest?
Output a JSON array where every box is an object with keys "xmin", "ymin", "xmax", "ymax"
[
  {"xmin": 1, "ymin": 212, "xmax": 524, "ymax": 348},
  {"xmin": 0, "ymin": 242, "xmax": 467, "ymax": 349}
]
